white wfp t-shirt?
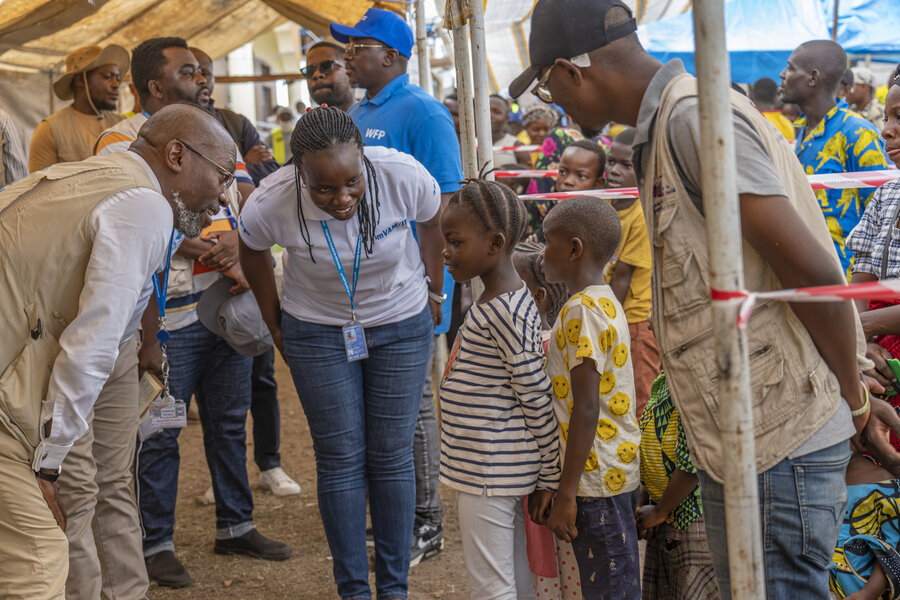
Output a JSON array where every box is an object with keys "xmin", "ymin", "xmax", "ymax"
[{"xmin": 239, "ymin": 146, "xmax": 440, "ymax": 327}]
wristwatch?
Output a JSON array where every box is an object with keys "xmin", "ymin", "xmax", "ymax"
[
  {"xmin": 425, "ymin": 276, "xmax": 447, "ymax": 305},
  {"xmin": 35, "ymin": 467, "xmax": 61, "ymax": 482}
]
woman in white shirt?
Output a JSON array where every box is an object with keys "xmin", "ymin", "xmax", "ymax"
[{"xmin": 239, "ymin": 107, "xmax": 444, "ymax": 600}]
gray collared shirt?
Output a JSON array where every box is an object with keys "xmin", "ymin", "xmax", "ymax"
[
  {"xmin": 630, "ymin": 59, "xmax": 854, "ymax": 460},
  {"xmin": 631, "ymin": 59, "xmax": 786, "ymax": 215}
]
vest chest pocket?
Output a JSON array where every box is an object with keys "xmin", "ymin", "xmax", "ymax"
[
  {"xmin": 688, "ymin": 333, "xmax": 797, "ymax": 437},
  {"xmin": 0, "ymin": 328, "xmax": 62, "ymax": 448},
  {"xmin": 660, "ymin": 248, "xmax": 708, "ymax": 321}
]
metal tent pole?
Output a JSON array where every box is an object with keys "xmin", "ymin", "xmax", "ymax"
[
  {"xmin": 469, "ymin": 0, "xmax": 493, "ymax": 179},
  {"xmin": 691, "ymin": 0, "xmax": 765, "ymax": 596},
  {"xmin": 416, "ymin": 0, "xmax": 434, "ymax": 96}
]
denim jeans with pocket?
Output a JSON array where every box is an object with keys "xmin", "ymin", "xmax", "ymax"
[
  {"xmin": 136, "ymin": 320, "xmax": 254, "ymax": 555},
  {"xmin": 697, "ymin": 439, "xmax": 850, "ymax": 599},
  {"xmin": 281, "ymin": 305, "xmax": 433, "ymax": 599}
]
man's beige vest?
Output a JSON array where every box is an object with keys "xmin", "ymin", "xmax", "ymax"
[
  {"xmin": 641, "ymin": 74, "xmax": 867, "ymax": 482},
  {"xmin": 0, "ymin": 151, "xmax": 157, "ymax": 454},
  {"xmin": 44, "ymin": 106, "xmax": 122, "ymax": 164}
]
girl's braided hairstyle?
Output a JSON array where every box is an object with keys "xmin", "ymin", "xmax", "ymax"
[
  {"xmin": 513, "ymin": 241, "xmax": 569, "ymax": 324},
  {"xmin": 447, "ymin": 179, "xmax": 528, "ymax": 252},
  {"xmin": 290, "ymin": 106, "xmax": 381, "ymax": 261}
]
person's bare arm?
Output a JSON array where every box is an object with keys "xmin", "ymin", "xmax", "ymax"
[
  {"xmin": 845, "ymin": 562, "xmax": 887, "ymax": 600},
  {"xmin": 239, "ymin": 239, "xmax": 282, "ymax": 355},
  {"xmin": 739, "ymin": 193, "xmax": 867, "ymax": 431},
  {"xmin": 237, "ymin": 181, "xmax": 255, "ymax": 210},
  {"xmin": 176, "ymin": 238, "xmax": 214, "ymax": 260},
  {"xmin": 609, "ymin": 261, "xmax": 635, "ymax": 306},
  {"xmin": 416, "ymin": 210, "xmax": 444, "ymax": 325},
  {"xmin": 546, "ymin": 361, "xmax": 599, "ymax": 543},
  {"xmin": 635, "ymin": 469, "xmax": 698, "ymax": 537}
]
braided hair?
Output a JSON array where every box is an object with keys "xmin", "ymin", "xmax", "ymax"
[
  {"xmin": 513, "ymin": 241, "xmax": 568, "ymax": 324},
  {"xmin": 290, "ymin": 106, "xmax": 381, "ymax": 262},
  {"xmin": 447, "ymin": 179, "xmax": 528, "ymax": 253}
]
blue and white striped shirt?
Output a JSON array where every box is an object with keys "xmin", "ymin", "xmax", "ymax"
[{"xmin": 439, "ymin": 284, "xmax": 560, "ymax": 496}]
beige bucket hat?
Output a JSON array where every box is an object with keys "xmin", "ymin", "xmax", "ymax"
[{"xmin": 53, "ymin": 44, "xmax": 130, "ymax": 101}]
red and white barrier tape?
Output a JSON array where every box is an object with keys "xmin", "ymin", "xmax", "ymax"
[
  {"xmin": 505, "ymin": 169, "xmax": 900, "ymax": 201},
  {"xmin": 712, "ymin": 279, "xmax": 900, "ymax": 330},
  {"xmin": 492, "ymin": 144, "xmax": 539, "ymax": 152}
]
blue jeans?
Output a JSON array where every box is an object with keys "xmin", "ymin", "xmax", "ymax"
[
  {"xmin": 251, "ymin": 348, "xmax": 280, "ymax": 471},
  {"xmin": 697, "ymin": 440, "xmax": 851, "ymax": 599},
  {"xmin": 414, "ymin": 335, "xmax": 443, "ymax": 526},
  {"xmin": 136, "ymin": 320, "xmax": 254, "ymax": 555},
  {"xmin": 281, "ymin": 305, "xmax": 433, "ymax": 600}
]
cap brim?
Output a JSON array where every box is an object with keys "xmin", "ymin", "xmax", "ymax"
[
  {"xmin": 330, "ymin": 22, "xmax": 367, "ymax": 44},
  {"xmin": 53, "ymin": 44, "xmax": 131, "ymax": 101},
  {"xmin": 509, "ymin": 65, "xmax": 540, "ymax": 99},
  {"xmin": 196, "ymin": 277, "xmax": 233, "ymax": 337}
]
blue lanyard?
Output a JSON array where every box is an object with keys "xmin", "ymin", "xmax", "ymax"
[
  {"xmin": 151, "ymin": 229, "xmax": 175, "ymax": 343},
  {"xmin": 224, "ymin": 205, "xmax": 237, "ymax": 230},
  {"xmin": 320, "ymin": 221, "xmax": 361, "ymax": 320}
]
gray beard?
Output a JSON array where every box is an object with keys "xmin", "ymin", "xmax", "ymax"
[{"xmin": 172, "ymin": 192, "xmax": 206, "ymax": 238}]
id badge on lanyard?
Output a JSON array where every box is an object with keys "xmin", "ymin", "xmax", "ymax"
[
  {"xmin": 321, "ymin": 221, "xmax": 368, "ymax": 362},
  {"xmin": 149, "ymin": 229, "xmax": 187, "ymax": 429}
]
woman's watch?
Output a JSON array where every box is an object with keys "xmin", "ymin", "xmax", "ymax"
[{"xmin": 425, "ymin": 276, "xmax": 447, "ymax": 304}]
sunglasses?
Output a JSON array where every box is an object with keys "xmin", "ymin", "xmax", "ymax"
[
  {"xmin": 300, "ymin": 59, "xmax": 344, "ymax": 78},
  {"xmin": 533, "ymin": 63, "xmax": 558, "ymax": 104},
  {"xmin": 176, "ymin": 138, "xmax": 234, "ymax": 191},
  {"xmin": 344, "ymin": 42, "xmax": 388, "ymax": 58}
]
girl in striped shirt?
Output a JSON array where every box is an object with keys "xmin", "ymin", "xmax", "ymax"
[{"xmin": 439, "ymin": 180, "xmax": 561, "ymax": 600}]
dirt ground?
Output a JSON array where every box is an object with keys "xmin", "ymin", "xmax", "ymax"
[{"xmin": 148, "ymin": 353, "xmax": 469, "ymax": 600}]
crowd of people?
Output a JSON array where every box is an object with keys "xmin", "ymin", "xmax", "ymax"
[{"xmin": 5, "ymin": 0, "xmax": 900, "ymax": 598}]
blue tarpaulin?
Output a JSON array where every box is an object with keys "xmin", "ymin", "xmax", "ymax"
[
  {"xmin": 637, "ymin": 0, "xmax": 830, "ymax": 83},
  {"xmin": 823, "ymin": 0, "xmax": 900, "ymax": 56}
]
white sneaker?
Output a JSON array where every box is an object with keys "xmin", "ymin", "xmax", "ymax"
[
  {"xmin": 259, "ymin": 467, "xmax": 301, "ymax": 496},
  {"xmin": 197, "ymin": 485, "xmax": 215, "ymax": 505}
]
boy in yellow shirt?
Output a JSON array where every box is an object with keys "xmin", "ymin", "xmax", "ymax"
[
  {"xmin": 604, "ymin": 127, "xmax": 659, "ymax": 417},
  {"xmin": 538, "ymin": 195, "xmax": 641, "ymax": 599}
]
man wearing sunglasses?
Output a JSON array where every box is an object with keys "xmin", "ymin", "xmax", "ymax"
[
  {"xmin": 330, "ymin": 7, "xmax": 463, "ymax": 569},
  {"xmin": 303, "ymin": 40, "xmax": 355, "ymax": 113}
]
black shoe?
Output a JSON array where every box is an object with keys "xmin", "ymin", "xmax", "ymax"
[
  {"xmin": 145, "ymin": 550, "xmax": 191, "ymax": 588},
  {"xmin": 410, "ymin": 520, "xmax": 443, "ymax": 567},
  {"xmin": 214, "ymin": 528, "xmax": 293, "ymax": 561}
]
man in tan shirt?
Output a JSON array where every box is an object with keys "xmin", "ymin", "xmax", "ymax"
[{"xmin": 28, "ymin": 44, "xmax": 128, "ymax": 172}]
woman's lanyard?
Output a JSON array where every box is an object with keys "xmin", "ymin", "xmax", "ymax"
[
  {"xmin": 320, "ymin": 221, "xmax": 368, "ymax": 361},
  {"xmin": 151, "ymin": 229, "xmax": 175, "ymax": 396},
  {"xmin": 320, "ymin": 221, "xmax": 361, "ymax": 320}
]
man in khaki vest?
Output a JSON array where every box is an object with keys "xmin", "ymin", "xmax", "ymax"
[
  {"xmin": 512, "ymin": 0, "xmax": 900, "ymax": 597},
  {"xmin": 28, "ymin": 44, "xmax": 128, "ymax": 173},
  {"xmin": 0, "ymin": 104, "xmax": 235, "ymax": 599}
]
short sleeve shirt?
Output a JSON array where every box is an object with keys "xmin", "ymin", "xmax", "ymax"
[
  {"xmin": 546, "ymin": 285, "xmax": 641, "ymax": 497},
  {"xmin": 795, "ymin": 103, "xmax": 888, "ymax": 276},
  {"xmin": 639, "ymin": 372, "xmax": 703, "ymax": 529},
  {"xmin": 348, "ymin": 74, "xmax": 463, "ymax": 194},
  {"xmin": 238, "ymin": 145, "xmax": 441, "ymax": 327},
  {"xmin": 604, "ymin": 200, "xmax": 652, "ymax": 323},
  {"xmin": 847, "ymin": 180, "xmax": 900, "ymax": 280}
]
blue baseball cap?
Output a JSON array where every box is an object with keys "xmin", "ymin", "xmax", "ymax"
[{"xmin": 330, "ymin": 8, "xmax": 414, "ymax": 58}]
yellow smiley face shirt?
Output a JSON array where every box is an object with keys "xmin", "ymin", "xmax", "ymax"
[{"xmin": 547, "ymin": 284, "xmax": 641, "ymax": 497}]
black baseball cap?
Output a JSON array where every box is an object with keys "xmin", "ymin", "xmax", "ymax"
[{"xmin": 509, "ymin": 0, "xmax": 637, "ymax": 98}]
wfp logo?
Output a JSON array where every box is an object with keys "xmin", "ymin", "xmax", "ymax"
[{"xmin": 365, "ymin": 128, "xmax": 387, "ymax": 140}]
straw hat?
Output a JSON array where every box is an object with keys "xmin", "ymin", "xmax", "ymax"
[{"xmin": 53, "ymin": 44, "xmax": 130, "ymax": 101}]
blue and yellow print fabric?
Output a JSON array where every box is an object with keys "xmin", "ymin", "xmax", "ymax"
[{"xmin": 796, "ymin": 103, "xmax": 888, "ymax": 278}]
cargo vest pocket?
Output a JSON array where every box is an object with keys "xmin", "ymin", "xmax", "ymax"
[
  {"xmin": 690, "ymin": 333, "xmax": 793, "ymax": 436},
  {"xmin": 660, "ymin": 249, "xmax": 708, "ymax": 321},
  {"xmin": 0, "ymin": 329, "xmax": 61, "ymax": 448}
]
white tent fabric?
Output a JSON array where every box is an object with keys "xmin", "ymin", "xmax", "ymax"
[{"xmin": 483, "ymin": 0, "xmax": 692, "ymax": 97}]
